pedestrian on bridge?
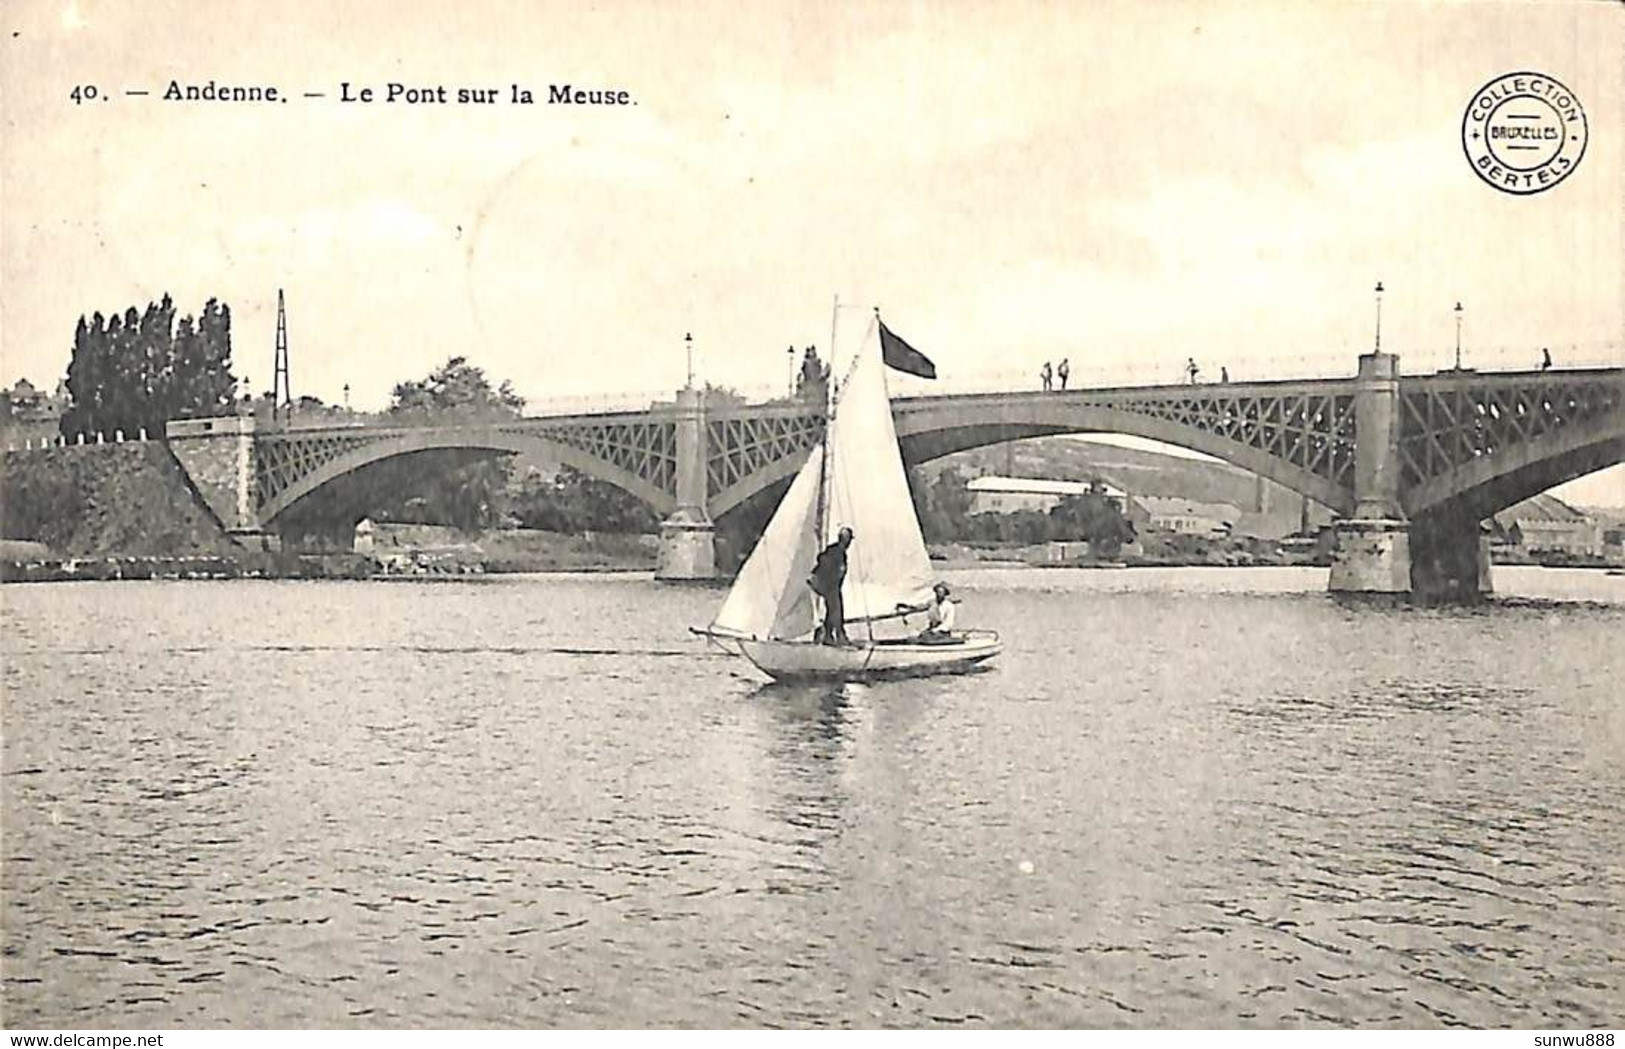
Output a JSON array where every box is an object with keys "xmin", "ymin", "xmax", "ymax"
[
  {"xmin": 1057, "ymin": 358, "xmax": 1070, "ymax": 390},
  {"xmin": 1186, "ymin": 358, "xmax": 1200, "ymax": 384},
  {"xmin": 1220, "ymin": 366, "xmax": 1230, "ymax": 383},
  {"xmin": 1040, "ymin": 361, "xmax": 1053, "ymax": 391},
  {"xmin": 800, "ymin": 347, "xmax": 827, "ymax": 403},
  {"xmin": 1541, "ymin": 347, "xmax": 1552, "ymax": 371}
]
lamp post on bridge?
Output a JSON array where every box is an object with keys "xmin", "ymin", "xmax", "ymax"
[
  {"xmin": 1373, "ymin": 281, "xmax": 1384, "ymax": 353},
  {"xmin": 685, "ymin": 332, "xmax": 695, "ymax": 391},
  {"xmin": 1454, "ymin": 301, "xmax": 1464, "ymax": 371}
]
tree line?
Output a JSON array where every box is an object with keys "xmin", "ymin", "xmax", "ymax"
[
  {"xmin": 50, "ymin": 299, "xmax": 646, "ymax": 538},
  {"xmin": 61, "ymin": 296, "xmax": 237, "ymax": 441}
]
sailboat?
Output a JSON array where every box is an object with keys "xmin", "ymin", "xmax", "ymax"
[{"xmin": 697, "ymin": 307, "xmax": 1002, "ymax": 682}]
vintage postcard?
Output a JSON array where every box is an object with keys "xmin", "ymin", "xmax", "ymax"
[{"xmin": 2, "ymin": 0, "xmax": 1621, "ymax": 1034}]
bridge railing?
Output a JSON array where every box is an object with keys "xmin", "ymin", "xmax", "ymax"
[
  {"xmin": 518, "ymin": 389, "xmax": 694, "ymax": 415},
  {"xmin": 260, "ymin": 391, "xmax": 695, "ymax": 432},
  {"xmin": 508, "ymin": 342, "xmax": 1618, "ymax": 417},
  {"xmin": 257, "ymin": 343, "xmax": 1622, "ymax": 430},
  {"xmin": 885, "ymin": 343, "xmax": 1622, "ymax": 400},
  {"xmin": 1391, "ymin": 343, "xmax": 1621, "ymax": 376}
]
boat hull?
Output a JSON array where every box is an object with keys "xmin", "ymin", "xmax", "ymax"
[{"xmin": 731, "ymin": 631, "xmax": 1002, "ymax": 682}]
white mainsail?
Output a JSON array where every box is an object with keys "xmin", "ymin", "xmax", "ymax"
[
  {"xmin": 709, "ymin": 307, "xmax": 935, "ymax": 642},
  {"xmin": 822, "ymin": 311, "xmax": 936, "ymax": 626}
]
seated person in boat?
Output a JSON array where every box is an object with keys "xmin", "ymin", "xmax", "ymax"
[
  {"xmin": 808, "ymin": 526, "xmax": 854, "ymax": 646},
  {"xmin": 899, "ymin": 581, "xmax": 959, "ymax": 643},
  {"xmin": 921, "ymin": 582, "xmax": 958, "ymax": 642}
]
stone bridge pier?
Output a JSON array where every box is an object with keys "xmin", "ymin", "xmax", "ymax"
[
  {"xmin": 1408, "ymin": 506, "xmax": 1494, "ymax": 602},
  {"xmin": 1328, "ymin": 352, "xmax": 1412, "ymax": 594},
  {"xmin": 1327, "ymin": 352, "xmax": 1491, "ymax": 600},
  {"xmin": 655, "ymin": 387, "xmax": 716, "ymax": 580}
]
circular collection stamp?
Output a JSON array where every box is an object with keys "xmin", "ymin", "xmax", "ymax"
[{"xmin": 1461, "ymin": 71, "xmax": 1587, "ymax": 195}]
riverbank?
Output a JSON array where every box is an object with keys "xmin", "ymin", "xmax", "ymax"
[
  {"xmin": 924, "ymin": 539, "xmax": 1331, "ymax": 571},
  {"xmin": 0, "ymin": 525, "xmax": 661, "ymax": 582},
  {"xmin": 1, "ymin": 552, "xmax": 377, "ymax": 583},
  {"xmin": 367, "ymin": 523, "xmax": 659, "ymax": 574},
  {"xmin": 6, "ymin": 529, "xmax": 1617, "ymax": 583}
]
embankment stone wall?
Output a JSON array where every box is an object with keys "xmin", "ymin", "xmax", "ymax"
[{"xmin": 0, "ymin": 442, "xmax": 235, "ymax": 556}]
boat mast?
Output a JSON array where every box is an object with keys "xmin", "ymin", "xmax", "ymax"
[{"xmin": 814, "ymin": 293, "xmax": 838, "ymax": 549}]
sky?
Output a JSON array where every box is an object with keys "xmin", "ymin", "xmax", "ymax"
[{"xmin": 2, "ymin": 0, "xmax": 1621, "ymax": 504}]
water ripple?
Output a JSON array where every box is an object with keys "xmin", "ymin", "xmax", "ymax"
[{"xmin": 3, "ymin": 570, "xmax": 1621, "ymax": 1027}]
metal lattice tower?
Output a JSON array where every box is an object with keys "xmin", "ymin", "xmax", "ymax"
[{"xmin": 272, "ymin": 289, "xmax": 292, "ymax": 419}]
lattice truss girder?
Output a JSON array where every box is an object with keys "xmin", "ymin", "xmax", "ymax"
[
  {"xmin": 255, "ymin": 433, "xmax": 395, "ymax": 510},
  {"xmin": 1086, "ymin": 391, "xmax": 1358, "ymax": 488},
  {"xmin": 706, "ymin": 413, "xmax": 825, "ymax": 495},
  {"xmin": 1398, "ymin": 377, "xmax": 1622, "ymax": 490},
  {"xmin": 255, "ymin": 419, "xmax": 680, "ymax": 511},
  {"xmin": 505, "ymin": 421, "xmax": 678, "ymax": 498}
]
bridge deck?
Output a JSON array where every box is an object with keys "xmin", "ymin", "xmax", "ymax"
[{"xmin": 231, "ymin": 363, "xmax": 1620, "ymax": 532}]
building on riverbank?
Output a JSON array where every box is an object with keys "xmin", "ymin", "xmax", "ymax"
[
  {"xmin": 1604, "ymin": 525, "xmax": 1625, "ymax": 565},
  {"xmin": 1136, "ymin": 496, "xmax": 1242, "ymax": 536},
  {"xmin": 966, "ymin": 475, "xmax": 1127, "ymax": 515},
  {"xmin": 1, "ymin": 378, "xmax": 67, "ymax": 445},
  {"xmin": 1492, "ymin": 495, "xmax": 1602, "ymax": 558}
]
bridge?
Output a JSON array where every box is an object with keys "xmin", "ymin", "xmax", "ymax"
[{"xmin": 164, "ymin": 351, "xmax": 1624, "ymax": 599}]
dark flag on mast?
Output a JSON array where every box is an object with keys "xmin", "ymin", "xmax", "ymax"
[{"xmin": 878, "ymin": 320, "xmax": 937, "ymax": 379}]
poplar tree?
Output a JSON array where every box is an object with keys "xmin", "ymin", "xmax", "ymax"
[
  {"xmin": 61, "ymin": 314, "xmax": 102, "ymax": 439},
  {"xmin": 193, "ymin": 298, "xmax": 237, "ymax": 413},
  {"xmin": 103, "ymin": 310, "xmax": 135, "ymax": 434},
  {"xmin": 138, "ymin": 295, "xmax": 177, "ymax": 433},
  {"xmin": 58, "ymin": 295, "xmax": 239, "ymax": 441}
]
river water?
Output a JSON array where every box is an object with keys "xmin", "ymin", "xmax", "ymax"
[{"xmin": 2, "ymin": 567, "xmax": 1622, "ymax": 1028}]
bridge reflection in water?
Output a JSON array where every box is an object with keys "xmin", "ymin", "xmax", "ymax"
[{"xmin": 164, "ymin": 352, "xmax": 1623, "ymax": 600}]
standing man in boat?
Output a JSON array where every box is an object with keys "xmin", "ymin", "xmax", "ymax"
[{"xmin": 810, "ymin": 526, "xmax": 854, "ymax": 646}]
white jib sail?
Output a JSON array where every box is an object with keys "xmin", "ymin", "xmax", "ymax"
[
  {"xmin": 823, "ymin": 312, "xmax": 936, "ymax": 626},
  {"xmin": 710, "ymin": 441, "xmax": 823, "ymax": 640}
]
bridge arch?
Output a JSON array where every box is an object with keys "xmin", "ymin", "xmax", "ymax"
[
  {"xmin": 710, "ymin": 448, "xmax": 812, "ymax": 519},
  {"xmin": 258, "ymin": 426, "xmax": 677, "ymax": 526},
  {"xmin": 1404, "ymin": 417, "xmax": 1625, "ymax": 521},
  {"xmin": 709, "ymin": 395, "xmax": 1359, "ymax": 519},
  {"xmin": 895, "ymin": 413, "xmax": 1353, "ymax": 511},
  {"xmin": 1392, "ymin": 369, "xmax": 1624, "ymax": 520}
]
